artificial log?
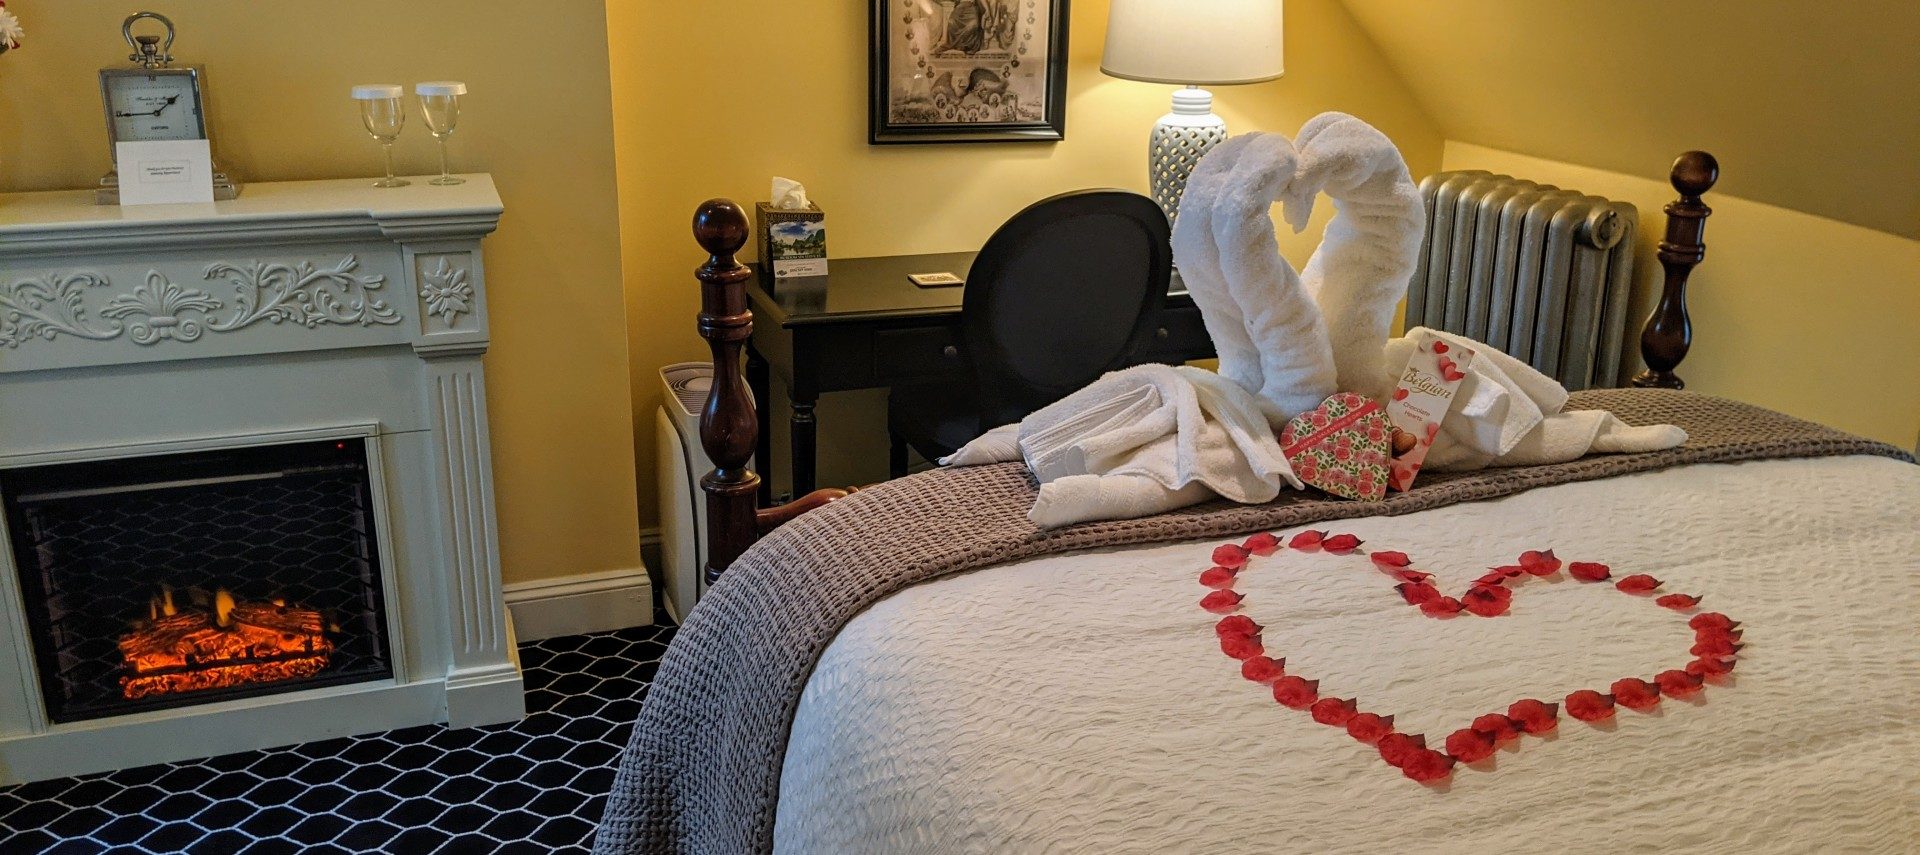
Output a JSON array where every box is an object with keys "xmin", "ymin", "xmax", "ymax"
[
  {"xmin": 119, "ymin": 597, "xmax": 332, "ymax": 699},
  {"xmin": 1632, "ymin": 150, "xmax": 1718, "ymax": 390}
]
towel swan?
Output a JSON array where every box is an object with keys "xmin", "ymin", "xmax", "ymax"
[{"xmin": 944, "ymin": 112, "xmax": 1685, "ymax": 527}]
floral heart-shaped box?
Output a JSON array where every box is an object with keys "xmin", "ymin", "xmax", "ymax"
[{"xmin": 1280, "ymin": 392, "xmax": 1392, "ymax": 501}]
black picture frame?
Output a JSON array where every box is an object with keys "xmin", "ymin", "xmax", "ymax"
[{"xmin": 869, "ymin": 0, "xmax": 1071, "ymax": 145}]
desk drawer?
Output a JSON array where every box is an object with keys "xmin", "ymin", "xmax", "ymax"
[
  {"xmin": 873, "ymin": 325, "xmax": 966, "ymax": 385},
  {"xmin": 1140, "ymin": 304, "xmax": 1213, "ymax": 363}
]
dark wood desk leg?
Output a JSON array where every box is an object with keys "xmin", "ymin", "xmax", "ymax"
[
  {"xmin": 790, "ymin": 396, "xmax": 818, "ymax": 496},
  {"xmin": 745, "ymin": 344, "xmax": 774, "ymax": 506}
]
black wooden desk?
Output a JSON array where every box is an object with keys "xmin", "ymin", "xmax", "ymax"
[{"xmin": 745, "ymin": 251, "xmax": 1215, "ymax": 501}]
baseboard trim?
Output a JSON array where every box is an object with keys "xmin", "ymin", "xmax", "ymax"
[{"xmin": 502, "ymin": 566, "xmax": 653, "ymax": 642}]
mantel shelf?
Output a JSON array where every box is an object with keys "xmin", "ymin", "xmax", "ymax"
[{"xmin": 0, "ymin": 175, "xmax": 503, "ymax": 255}]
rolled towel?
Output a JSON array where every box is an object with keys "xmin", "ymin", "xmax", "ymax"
[
  {"xmin": 1172, "ymin": 132, "xmax": 1338, "ymax": 422},
  {"xmin": 1284, "ymin": 112, "xmax": 1427, "ymax": 400},
  {"xmin": 1029, "ymin": 473, "xmax": 1216, "ymax": 529}
]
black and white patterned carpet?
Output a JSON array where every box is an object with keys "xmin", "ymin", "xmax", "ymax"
[{"xmin": 0, "ymin": 614, "xmax": 675, "ymax": 854}]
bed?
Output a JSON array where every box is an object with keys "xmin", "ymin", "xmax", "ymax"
[{"xmin": 592, "ymin": 157, "xmax": 1920, "ymax": 854}]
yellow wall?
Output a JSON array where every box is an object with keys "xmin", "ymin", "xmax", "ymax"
[
  {"xmin": 608, "ymin": 0, "xmax": 1443, "ymax": 514},
  {"xmin": 0, "ymin": 1, "xmax": 643, "ymax": 584},
  {"xmin": 1443, "ymin": 142, "xmax": 1920, "ymax": 448},
  {"xmin": 1341, "ymin": 0, "xmax": 1920, "ymax": 239}
]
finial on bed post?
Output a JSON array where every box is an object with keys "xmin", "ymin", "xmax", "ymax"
[
  {"xmin": 1632, "ymin": 150, "xmax": 1718, "ymax": 390},
  {"xmin": 693, "ymin": 198, "xmax": 761, "ymax": 584}
]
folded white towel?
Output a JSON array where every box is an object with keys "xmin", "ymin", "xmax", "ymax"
[
  {"xmin": 1171, "ymin": 132, "xmax": 1337, "ymax": 422},
  {"xmin": 942, "ymin": 364, "xmax": 1296, "ymax": 527},
  {"xmin": 1386, "ymin": 327, "xmax": 1686, "ymax": 470}
]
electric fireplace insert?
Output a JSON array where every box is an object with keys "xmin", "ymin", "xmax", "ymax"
[{"xmin": 1, "ymin": 438, "xmax": 396, "ymax": 724}]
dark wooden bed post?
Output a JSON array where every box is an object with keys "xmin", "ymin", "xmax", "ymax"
[
  {"xmin": 693, "ymin": 199, "xmax": 854, "ymax": 584},
  {"xmin": 693, "ymin": 200, "xmax": 763, "ymax": 584},
  {"xmin": 1632, "ymin": 150, "xmax": 1718, "ymax": 390}
]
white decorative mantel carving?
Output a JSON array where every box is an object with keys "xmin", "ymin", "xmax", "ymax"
[
  {"xmin": 418, "ymin": 255, "xmax": 476, "ymax": 327},
  {"xmin": 0, "ymin": 175, "xmax": 517, "ymax": 784},
  {"xmin": 0, "ymin": 255, "xmax": 401, "ymax": 348}
]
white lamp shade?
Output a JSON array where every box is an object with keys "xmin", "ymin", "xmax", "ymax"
[{"xmin": 1101, "ymin": 0, "xmax": 1285, "ymax": 86}]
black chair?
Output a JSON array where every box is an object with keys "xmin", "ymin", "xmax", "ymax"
[{"xmin": 887, "ymin": 190, "xmax": 1172, "ymax": 476}]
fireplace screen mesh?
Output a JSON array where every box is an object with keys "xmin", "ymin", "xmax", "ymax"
[{"xmin": 2, "ymin": 439, "xmax": 395, "ymax": 724}]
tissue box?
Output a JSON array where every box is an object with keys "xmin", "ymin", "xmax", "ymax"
[
  {"xmin": 1385, "ymin": 332, "xmax": 1475, "ymax": 492},
  {"xmin": 1279, "ymin": 392, "xmax": 1393, "ymax": 502},
  {"xmin": 755, "ymin": 201, "xmax": 828, "ymax": 288}
]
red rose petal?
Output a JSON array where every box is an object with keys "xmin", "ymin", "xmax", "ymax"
[
  {"xmin": 1689, "ymin": 613, "xmax": 1738, "ymax": 632},
  {"xmin": 1402, "ymin": 749, "xmax": 1456, "ymax": 783},
  {"xmin": 1686, "ymin": 657, "xmax": 1737, "ymax": 677},
  {"xmin": 1240, "ymin": 655, "xmax": 1285, "ymax": 682},
  {"xmin": 1215, "ymin": 614, "xmax": 1261, "ymax": 637},
  {"xmin": 1611, "ymin": 677, "xmax": 1661, "ymax": 710},
  {"xmin": 1507, "ymin": 699, "xmax": 1559, "ymax": 734},
  {"xmin": 1212, "ymin": 544, "xmax": 1251, "ymax": 570},
  {"xmin": 1471, "ymin": 713, "xmax": 1521, "ymax": 742},
  {"xmin": 1198, "ymin": 566, "xmax": 1237, "ymax": 588},
  {"xmin": 1397, "ymin": 582, "xmax": 1442, "ymax": 606},
  {"xmin": 1691, "ymin": 638, "xmax": 1743, "ymax": 658},
  {"xmin": 1474, "ymin": 571, "xmax": 1511, "ymax": 586},
  {"xmin": 1323, "ymin": 534, "xmax": 1364, "ymax": 555},
  {"xmin": 1243, "ymin": 532, "xmax": 1281, "ymax": 556},
  {"xmin": 1377, "ymin": 732, "xmax": 1426, "ymax": 768},
  {"xmin": 1462, "ymin": 587, "xmax": 1512, "ymax": 617},
  {"xmin": 1656, "ymin": 669, "xmax": 1706, "ymax": 697},
  {"xmin": 1310, "ymin": 697, "xmax": 1359, "ymax": 726},
  {"xmin": 1396, "ymin": 569, "xmax": 1436, "ymax": 583},
  {"xmin": 1489, "ymin": 565, "xmax": 1526, "ymax": 578},
  {"xmin": 1288, "ymin": 530, "xmax": 1327, "ymax": 550},
  {"xmin": 1219, "ymin": 632, "xmax": 1264, "ymax": 660},
  {"xmin": 1444, "ymin": 727, "xmax": 1496, "ymax": 763},
  {"xmin": 1418, "ymin": 596, "xmax": 1463, "ymax": 617},
  {"xmin": 1568, "ymin": 561, "xmax": 1611, "ymax": 582},
  {"xmin": 1564, "ymin": 689, "xmax": 1616, "ymax": 722},
  {"xmin": 1345, "ymin": 713, "xmax": 1394, "ymax": 743},
  {"xmin": 1695, "ymin": 627, "xmax": 1743, "ymax": 644},
  {"xmin": 1370, "ymin": 551, "xmax": 1412, "ymax": 569},
  {"xmin": 1272, "ymin": 676, "xmax": 1320, "ymax": 709},
  {"xmin": 1615, "ymin": 573, "xmax": 1662, "ymax": 594},
  {"xmin": 1657, "ymin": 593, "xmax": 1702, "ymax": 610},
  {"xmin": 1519, "ymin": 549, "xmax": 1561, "ymax": 576},
  {"xmin": 1200, "ymin": 590, "xmax": 1244, "ymax": 614}
]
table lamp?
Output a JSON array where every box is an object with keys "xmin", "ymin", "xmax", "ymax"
[{"xmin": 1101, "ymin": 0, "xmax": 1285, "ymax": 224}]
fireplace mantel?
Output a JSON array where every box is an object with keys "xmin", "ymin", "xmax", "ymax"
[{"xmin": 0, "ymin": 176, "xmax": 521, "ymax": 784}]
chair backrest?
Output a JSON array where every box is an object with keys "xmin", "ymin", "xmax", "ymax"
[{"xmin": 962, "ymin": 190, "xmax": 1171, "ymax": 427}]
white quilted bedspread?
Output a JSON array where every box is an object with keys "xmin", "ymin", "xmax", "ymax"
[{"xmin": 773, "ymin": 456, "xmax": 1920, "ymax": 854}]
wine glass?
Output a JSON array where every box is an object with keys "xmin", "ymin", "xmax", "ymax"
[
  {"xmin": 352, "ymin": 84, "xmax": 409, "ymax": 188},
  {"xmin": 416, "ymin": 81, "xmax": 467, "ymax": 186}
]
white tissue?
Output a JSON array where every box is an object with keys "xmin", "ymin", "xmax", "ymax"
[{"xmin": 772, "ymin": 177, "xmax": 810, "ymax": 210}]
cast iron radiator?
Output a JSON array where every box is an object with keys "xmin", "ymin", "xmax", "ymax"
[{"xmin": 1406, "ymin": 170, "xmax": 1639, "ymax": 390}]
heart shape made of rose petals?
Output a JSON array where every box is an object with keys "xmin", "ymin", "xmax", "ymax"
[{"xmin": 1197, "ymin": 533, "xmax": 1743, "ymax": 784}]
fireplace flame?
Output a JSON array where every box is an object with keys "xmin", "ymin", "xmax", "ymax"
[
  {"xmin": 118, "ymin": 584, "xmax": 333, "ymax": 700},
  {"xmin": 214, "ymin": 589, "xmax": 236, "ymax": 629}
]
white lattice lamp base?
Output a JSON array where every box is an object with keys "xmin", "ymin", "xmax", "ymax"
[{"xmin": 1148, "ymin": 87, "xmax": 1230, "ymax": 225}]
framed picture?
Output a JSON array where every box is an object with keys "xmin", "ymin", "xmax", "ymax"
[{"xmin": 869, "ymin": 0, "xmax": 1071, "ymax": 145}]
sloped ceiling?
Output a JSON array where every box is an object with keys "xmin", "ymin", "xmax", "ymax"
[{"xmin": 1340, "ymin": 0, "xmax": 1920, "ymax": 238}]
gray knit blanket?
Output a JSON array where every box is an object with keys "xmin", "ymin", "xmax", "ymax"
[{"xmin": 592, "ymin": 390, "xmax": 1914, "ymax": 854}]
